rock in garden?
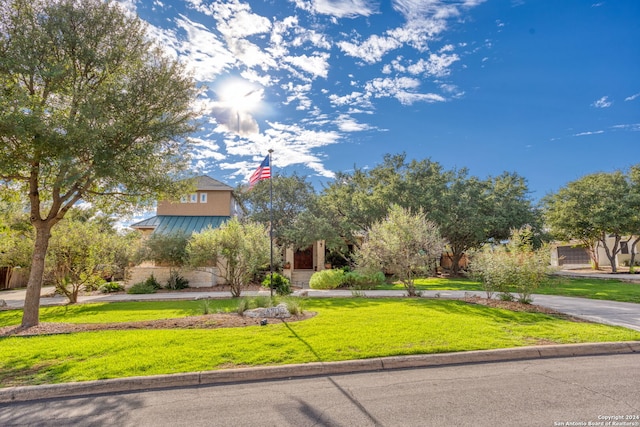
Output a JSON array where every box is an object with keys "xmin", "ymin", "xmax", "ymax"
[
  {"xmin": 244, "ymin": 303, "xmax": 291, "ymax": 318},
  {"xmin": 0, "ymin": 299, "xmax": 6, "ymax": 308}
]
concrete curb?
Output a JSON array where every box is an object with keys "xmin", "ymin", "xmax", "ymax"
[{"xmin": 2, "ymin": 341, "xmax": 639, "ymax": 404}]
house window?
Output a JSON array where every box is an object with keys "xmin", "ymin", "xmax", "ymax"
[
  {"xmin": 189, "ymin": 193, "xmax": 197, "ymax": 203},
  {"xmin": 200, "ymin": 193, "xmax": 207, "ymax": 203},
  {"xmin": 180, "ymin": 196, "xmax": 188, "ymax": 203},
  {"xmin": 621, "ymin": 241, "xmax": 629, "ymax": 255}
]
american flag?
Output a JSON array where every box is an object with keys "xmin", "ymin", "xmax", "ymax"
[{"xmin": 249, "ymin": 155, "xmax": 271, "ymax": 188}]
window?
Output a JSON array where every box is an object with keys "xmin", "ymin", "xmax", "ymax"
[
  {"xmin": 621, "ymin": 241, "xmax": 629, "ymax": 255},
  {"xmin": 200, "ymin": 193, "xmax": 207, "ymax": 203},
  {"xmin": 180, "ymin": 196, "xmax": 188, "ymax": 203},
  {"xmin": 189, "ymin": 193, "xmax": 197, "ymax": 203}
]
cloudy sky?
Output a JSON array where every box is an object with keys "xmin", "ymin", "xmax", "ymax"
[{"xmin": 125, "ymin": 0, "xmax": 639, "ymax": 199}]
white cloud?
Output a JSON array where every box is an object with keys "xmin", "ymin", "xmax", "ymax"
[
  {"xmin": 338, "ymin": 34, "xmax": 403, "ymax": 64},
  {"xmin": 291, "ymin": 0, "xmax": 378, "ymax": 18},
  {"xmin": 365, "ymin": 77, "xmax": 446, "ymax": 105},
  {"xmin": 574, "ymin": 130, "xmax": 604, "ymax": 137},
  {"xmin": 336, "ymin": 114, "xmax": 372, "ymax": 132},
  {"xmin": 284, "ymin": 52, "xmax": 331, "ymax": 79},
  {"xmin": 625, "ymin": 92, "xmax": 640, "ymax": 102},
  {"xmin": 592, "ymin": 96, "xmax": 612, "ymax": 108}
]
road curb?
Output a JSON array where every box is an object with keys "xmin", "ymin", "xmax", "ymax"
[{"xmin": 2, "ymin": 341, "xmax": 639, "ymax": 404}]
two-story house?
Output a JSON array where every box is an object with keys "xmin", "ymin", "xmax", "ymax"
[{"xmin": 128, "ymin": 175, "xmax": 242, "ymax": 287}]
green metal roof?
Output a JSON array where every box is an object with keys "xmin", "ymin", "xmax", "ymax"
[{"xmin": 131, "ymin": 216, "xmax": 230, "ymax": 235}]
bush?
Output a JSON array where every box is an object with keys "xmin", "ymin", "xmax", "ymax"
[
  {"xmin": 127, "ymin": 281, "xmax": 157, "ymax": 294},
  {"xmin": 99, "ymin": 282, "xmax": 124, "ymax": 293},
  {"xmin": 309, "ymin": 269, "xmax": 344, "ymax": 290},
  {"xmin": 261, "ymin": 273, "xmax": 292, "ymax": 296},
  {"xmin": 144, "ymin": 274, "xmax": 162, "ymax": 290},
  {"xmin": 341, "ymin": 270, "xmax": 386, "ymax": 289},
  {"xmin": 165, "ymin": 270, "xmax": 189, "ymax": 290}
]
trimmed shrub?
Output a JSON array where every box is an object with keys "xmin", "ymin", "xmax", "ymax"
[
  {"xmin": 145, "ymin": 274, "xmax": 162, "ymax": 290},
  {"xmin": 99, "ymin": 282, "xmax": 124, "ymax": 293},
  {"xmin": 309, "ymin": 269, "xmax": 345, "ymax": 290},
  {"xmin": 261, "ymin": 273, "xmax": 292, "ymax": 296},
  {"xmin": 341, "ymin": 270, "xmax": 386, "ymax": 289},
  {"xmin": 127, "ymin": 282, "xmax": 157, "ymax": 294}
]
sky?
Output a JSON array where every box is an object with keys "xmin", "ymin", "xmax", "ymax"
[{"xmin": 123, "ymin": 0, "xmax": 639, "ymax": 201}]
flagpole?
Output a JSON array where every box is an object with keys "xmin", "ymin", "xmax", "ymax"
[{"xmin": 268, "ymin": 149, "xmax": 274, "ymax": 298}]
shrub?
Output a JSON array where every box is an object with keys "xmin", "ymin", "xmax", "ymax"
[
  {"xmin": 282, "ymin": 297, "xmax": 303, "ymax": 316},
  {"xmin": 165, "ymin": 270, "xmax": 189, "ymax": 290},
  {"xmin": 99, "ymin": 282, "xmax": 124, "ymax": 293},
  {"xmin": 309, "ymin": 269, "xmax": 344, "ymax": 290},
  {"xmin": 261, "ymin": 273, "xmax": 292, "ymax": 296},
  {"xmin": 144, "ymin": 274, "xmax": 162, "ymax": 290},
  {"xmin": 127, "ymin": 282, "xmax": 157, "ymax": 294},
  {"xmin": 341, "ymin": 270, "xmax": 387, "ymax": 289}
]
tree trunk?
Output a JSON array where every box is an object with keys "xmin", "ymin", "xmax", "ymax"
[
  {"xmin": 628, "ymin": 236, "xmax": 640, "ymax": 272},
  {"xmin": 451, "ymin": 251, "xmax": 464, "ymax": 276},
  {"xmin": 600, "ymin": 234, "xmax": 621, "ymax": 273},
  {"xmin": 21, "ymin": 223, "xmax": 53, "ymax": 328}
]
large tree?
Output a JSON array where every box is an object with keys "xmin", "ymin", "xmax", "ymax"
[
  {"xmin": 0, "ymin": 0, "xmax": 199, "ymax": 327},
  {"xmin": 543, "ymin": 170, "xmax": 640, "ymax": 272}
]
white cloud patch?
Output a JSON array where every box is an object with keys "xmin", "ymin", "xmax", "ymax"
[
  {"xmin": 338, "ymin": 35, "xmax": 403, "ymax": 64},
  {"xmin": 592, "ymin": 96, "xmax": 612, "ymax": 108},
  {"xmin": 574, "ymin": 130, "xmax": 604, "ymax": 137},
  {"xmin": 625, "ymin": 92, "xmax": 640, "ymax": 102},
  {"xmin": 291, "ymin": 0, "xmax": 378, "ymax": 18},
  {"xmin": 365, "ymin": 77, "xmax": 446, "ymax": 105}
]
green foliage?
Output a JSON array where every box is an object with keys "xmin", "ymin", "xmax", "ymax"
[
  {"xmin": 99, "ymin": 282, "xmax": 125, "ymax": 293},
  {"xmin": 309, "ymin": 269, "xmax": 345, "ymax": 289},
  {"xmin": 0, "ymin": 0, "xmax": 199, "ymax": 326},
  {"xmin": 141, "ymin": 232, "xmax": 190, "ymax": 267},
  {"xmin": 356, "ymin": 205, "xmax": 444, "ymax": 296},
  {"xmin": 47, "ymin": 217, "xmax": 120, "ymax": 303},
  {"xmin": 543, "ymin": 168, "xmax": 640, "ymax": 272},
  {"xmin": 261, "ymin": 273, "xmax": 292, "ymax": 296},
  {"xmin": 165, "ymin": 270, "xmax": 189, "ymax": 290},
  {"xmin": 127, "ymin": 282, "xmax": 158, "ymax": 294},
  {"xmin": 341, "ymin": 270, "xmax": 386, "ymax": 289},
  {"xmin": 470, "ymin": 226, "xmax": 552, "ymax": 303},
  {"xmin": 145, "ymin": 274, "xmax": 162, "ymax": 290},
  {"xmin": 187, "ymin": 218, "xmax": 271, "ymax": 297}
]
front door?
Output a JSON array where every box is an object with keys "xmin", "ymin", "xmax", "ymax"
[{"xmin": 294, "ymin": 246, "xmax": 314, "ymax": 269}]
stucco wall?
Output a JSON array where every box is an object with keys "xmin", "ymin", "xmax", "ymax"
[
  {"xmin": 157, "ymin": 191, "xmax": 232, "ymax": 216},
  {"xmin": 125, "ymin": 266, "xmax": 221, "ymax": 288}
]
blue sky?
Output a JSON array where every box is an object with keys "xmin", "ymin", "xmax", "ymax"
[{"xmin": 124, "ymin": 0, "xmax": 639, "ymax": 200}]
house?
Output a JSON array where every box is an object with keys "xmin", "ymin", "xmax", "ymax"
[
  {"xmin": 551, "ymin": 236, "xmax": 640, "ymax": 270},
  {"xmin": 128, "ymin": 175, "xmax": 242, "ymax": 287},
  {"xmin": 130, "ymin": 175, "xmax": 242, "ymax": 236}
]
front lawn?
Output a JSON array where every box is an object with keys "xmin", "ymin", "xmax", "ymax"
[
  {"xmin": 1, "ymin": 298, "xmax": 639, "ymax": 387},
  {"xmin": 378, "ymin": 276, "xmax": 640, "ymax": 303}
]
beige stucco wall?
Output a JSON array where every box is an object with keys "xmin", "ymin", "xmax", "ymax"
[
  {"xmin": 157, "ymin": 191, "xmax": 232, "ymax": 216},
  {"xmin": 125, "ymin": 266, "xmax": 221, "ymax": 288}
]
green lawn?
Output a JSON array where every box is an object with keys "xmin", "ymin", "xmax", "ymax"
[
  {"xmin": 1, "ymin": 298, "xmax": 639, "ymax": 388},
  {"xmin": 378, "ymin": 276, "xmax": 640, "ymax": 303}
]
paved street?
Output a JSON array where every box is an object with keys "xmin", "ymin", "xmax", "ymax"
[{"xmin": 1, "ymin": 354, "xmax": 639, "ymax": 426}]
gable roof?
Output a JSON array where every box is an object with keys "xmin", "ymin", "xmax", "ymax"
[
  {"xmin": 131, "ymin": 215, "xmax": 230, "ymax": 235},
  {"xmin": 194, "ymin": 176, "xmax": 234, "ymax": 191}
]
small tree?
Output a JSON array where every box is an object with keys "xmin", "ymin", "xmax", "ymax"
[
  {"xmin": 470, "ymin": 226, "xmax": 551, "ymax": 303},
  {"xmin": 187, "ymin": 218, "xmax": 270, "ymax": 297},
  {"xmin": 47, "ymin": 219, "xmax": 115, "ymax": 303},
  {"xmin": 355, "ymin": 205, "xmax": 444, "ymax": 296}
]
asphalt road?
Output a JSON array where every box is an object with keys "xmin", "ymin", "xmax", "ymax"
[{"xmin": 2, "ymin": 354, "xmax": 639, "ymax": 427}]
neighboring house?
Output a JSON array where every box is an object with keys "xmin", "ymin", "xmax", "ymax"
[
  {"xmin": 130, "ymin": 175, "xmax": 241, "ymax": 236},
  {"xmin": 128, "ymin": 175, "xmax": 241, "ymax": 287},
  {"xmin": 551, "ymin": 236, "xmax": 639, "ymax": 270}
]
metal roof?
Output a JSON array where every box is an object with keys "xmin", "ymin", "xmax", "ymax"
[{"xmin": 131, "ymin": 215, "xmax": 230, "ymax": 235}]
